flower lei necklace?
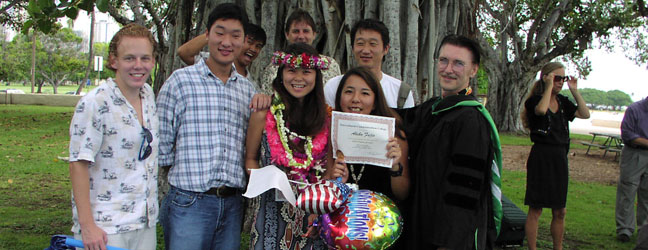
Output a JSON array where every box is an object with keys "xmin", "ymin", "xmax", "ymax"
[{"xmin": 265, "ymin": 93, "xmax": 329, "ymax": 182}]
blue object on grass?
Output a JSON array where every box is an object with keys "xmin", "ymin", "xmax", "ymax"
[{"xmin": 45, "ymin": 235, "xmax": 129, "ymax": 250}]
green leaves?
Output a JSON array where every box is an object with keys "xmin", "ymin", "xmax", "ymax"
[
  {"xmin": 37, "ymin": 0, "xmax": 55, "ymax": 10},
  {"xmin": 78, "ymin": 0, "xmax": 95, "ymax": 12},
  {"xmin": 64, "ymin": 7, "xmax": 79, "ymax": 20},
  {"xmin": 96, "ymin": 0, "xmax": 109, "ymax": 12},
  {"xmin": 26, "ymin": 0, "xmax": 41, "ymax": 14},
  {"xmin": 22, "ymin": 0, "xmax": 111, "ymax": 35}
]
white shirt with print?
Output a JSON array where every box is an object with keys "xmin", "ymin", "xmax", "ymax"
[{"xmin": 68, "ymin": 78, "xmax": 159, "ymax": 235}]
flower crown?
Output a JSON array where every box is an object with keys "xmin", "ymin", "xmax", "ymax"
[{"xmin": 271, "ymin": 51, "xmax": 330, "ymax": 70}]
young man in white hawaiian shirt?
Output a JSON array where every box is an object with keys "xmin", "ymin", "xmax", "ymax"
[{"xmin": 68, "ymin": 23, "xmax": 159, "ymax": 250}]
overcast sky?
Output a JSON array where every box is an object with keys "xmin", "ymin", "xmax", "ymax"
[{"xmin": 574, "ymin": 48, "xmax": 647, "ymax": 102}]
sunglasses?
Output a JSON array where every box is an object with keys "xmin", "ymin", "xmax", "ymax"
[
  {"xmin": 553, "ymin": 75, "xmax": 571, "ymax": 82},
  {"xmin": 138, "ymin": 127, "xmax": 153, "ymax": 161}
]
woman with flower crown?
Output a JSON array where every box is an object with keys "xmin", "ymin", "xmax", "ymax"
[{"xmin": 245, "ymin": 43, "xmax": 331, "ymax": 250}]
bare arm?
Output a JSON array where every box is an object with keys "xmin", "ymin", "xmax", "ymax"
[
  {"xmin": 324, "ymin": 147, "xmax": 348, "ymax": 182},
  {"xmin": 244, "ymin": 110, "xmax": 267, "ymax": 175},
  {"xmin": 534, "ymin": 73, "xmax": 554, "ymax": 116},
  {"xmin": 69, "ymin": 161, "xmax": 108, "ymax": 250},
  {"xmin": 567, "ymin": 77, "xmax": 591, "ymax": 119},
  {"xmin": 177, "ymin": 34, "xmax": 207, "ymax": 65}
]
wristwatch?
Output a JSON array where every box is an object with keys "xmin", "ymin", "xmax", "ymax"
[{"xmin": 390, "ymin": 163, "xmax": 403, "ymax": 177}]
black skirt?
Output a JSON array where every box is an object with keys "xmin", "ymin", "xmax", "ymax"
[{"xmin": 524, "ymin": 143, "xmax": 569, "ymax": 208}]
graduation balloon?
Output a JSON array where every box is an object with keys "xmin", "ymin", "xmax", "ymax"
[{"xmin": 318, "ymin": 189, "xmax": 403, "ymax": 250}]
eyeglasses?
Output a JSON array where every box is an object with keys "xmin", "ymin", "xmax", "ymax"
[
  {"xmin": 437, "ymin": 57, "xmax": 466, "ymax": 72},
  {"xmin": 554, "ymin": 75, "xmax": 571, "ymax": 82},
  {"xmin": 138, "ymin": 127, "xmax": 152, "ymax": 161}
]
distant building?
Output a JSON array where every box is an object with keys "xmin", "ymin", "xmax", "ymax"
[{"xmin": 70, "ymin": 11, "xmax": 120, "ymax": 52}]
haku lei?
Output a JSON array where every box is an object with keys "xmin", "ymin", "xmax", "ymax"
[
  {"xmin": 271, "ymin": 51, "xmax": 330, "ymax": 70},
  {"xmin": 266, "ymin": 93, "xmax": 329, "ymax": 182}
]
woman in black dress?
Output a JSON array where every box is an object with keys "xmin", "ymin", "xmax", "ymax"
[{"xmin": 521, "ymin": 62, "xmax": 590, "ymax": 250}]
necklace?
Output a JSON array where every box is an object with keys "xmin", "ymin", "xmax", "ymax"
[
  {"xmin": 265, "ymin": 93, "xmax": 330, "ymax": 183},
  {"xmin": 271, "ymin": 99, "xmax": 314, "ymax": 169},
  {"xmin": 350, "ymin": 164, "xmax": 365, "ymax": 184}
]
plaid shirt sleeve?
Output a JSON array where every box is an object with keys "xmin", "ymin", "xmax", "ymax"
[{"xmin": 157, "ymin": 73, "xmax": 181, "ymax": 167}]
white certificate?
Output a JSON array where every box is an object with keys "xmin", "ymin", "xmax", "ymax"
[{"xmin": 331, "ymin": 111, "xmax": 395, "ymax": 168}]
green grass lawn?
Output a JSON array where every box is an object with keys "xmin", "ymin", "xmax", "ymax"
[
  {"xmin": 1, "ymin": 83, "xmax": 97, "ymax": 95},
  {"xmin": 0, "ymin": 105, "xmax": 74, "ymax": 249},
  {"xmin": 0, "ymin": 105, "xmax": 632, "ymax": 249},
  {"xmin": 500, "ymin": 132, "xmax": 613, "ymax": 148}
]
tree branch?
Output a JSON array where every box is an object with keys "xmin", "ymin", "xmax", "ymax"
[
  {"xmin": 140, "ymin": 0, "xmax": 165, "ymax": 50},
  {"xmin": 638, "ymin": 0, "xmax": 648, "ymax": 16},
  {"xmin": 140, "ymin": 0, "xmax": 162, "ymax": 28},
  {"xmin": 128, "ymin": 0, "xmax": 146, "ymax": 25},
  {"xmin": 106, "ymin": 4, "xmax": 131, "ymax": 25},
  {"xmin": 526, "ymin": 0, "xmax": 551, "ymax": 52},
  {"xmin": 0, "ymin": 0, "xmax": 21, "ymax": 13},
  {"xmin": 481, "ymin": 0, "xmax": 502, "ymax": 21},
  {"xmin": 534, "ymin": 0, "xmax": 569, "ymax": 47}
]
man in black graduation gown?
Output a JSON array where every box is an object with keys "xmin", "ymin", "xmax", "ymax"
[{"xmin": 400, "ymin": 34, "xmax": 498, "ymax": 249}]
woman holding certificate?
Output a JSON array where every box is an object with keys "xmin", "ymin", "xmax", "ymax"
[
  {"xmin": 244, "ymin": 43, "xmax": 331, "ymax": 249},
  {"xmin": 325, "ymin": 66, "xmax": 410, "ymax": 202}
]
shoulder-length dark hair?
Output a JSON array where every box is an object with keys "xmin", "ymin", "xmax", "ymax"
[
  {"xmin": 271, "ymin": 43, "xmax": 327, "ymax": 136},
  {"xmin": 334, "ymin": 66, "xmax": 404, "ymax": 139},
  {"xmin": 521, "ymin": 61, "xmax": 564, "ymax": 129}
]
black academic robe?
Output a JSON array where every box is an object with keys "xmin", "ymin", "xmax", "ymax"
[{"xmin": 398, "ymin": 94, "xmax": 495, "ymax": 250}]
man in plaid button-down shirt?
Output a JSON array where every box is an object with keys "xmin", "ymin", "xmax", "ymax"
[{"xmin": 157, "ymin": 3, "xmax": 259, "ymax": 249}]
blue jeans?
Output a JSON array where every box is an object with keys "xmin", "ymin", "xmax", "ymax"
[{"xmin": 161, "ymin": 185, "xmax": 243, "ymax": 250}]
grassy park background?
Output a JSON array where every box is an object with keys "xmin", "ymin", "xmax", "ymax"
[
  {"xmin": 0, "ymin": 104, "xmax": 634, "ymax": 249},
  {"xmin": 1, "ymin": 83, "xmax": 97, "ymax": 95}
]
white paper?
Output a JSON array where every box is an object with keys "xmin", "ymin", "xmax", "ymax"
[
  {"xmin": 331, "ymin": 111, "xmax": 395, "ymax": 168},
  {"xmin": 243, "ymin": 165, "xmax": 296, "ymax": 206}
]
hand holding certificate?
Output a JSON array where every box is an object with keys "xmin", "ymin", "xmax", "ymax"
[{"xmin": 331, "ymin": 111, "xmax": 395, "ymax": 168}]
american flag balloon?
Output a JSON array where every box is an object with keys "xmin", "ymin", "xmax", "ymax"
[{"xmin": 297, "ymin": 178, "xmax": 352, "ymax": 214}]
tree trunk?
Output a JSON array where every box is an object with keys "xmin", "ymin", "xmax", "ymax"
[
  {"xmin": 249, "ymin": 0, "xmax": 278, "ymax": 84},
  {"xmin": 344, "ymin": 1, "xmax": 360, "ymax": 69},
  {"xmin": 363, "ymin": 0, "xmax": 378, "ymax": 19},
  {"xmin": 484, "ymin": 60, "xmax": 536, "ymax": 132},
  {"xmin": 36, "ymin": 79, "xmax": 43, "ymax": 93},
  {"xmin": 382, "ymin": 1, "xmax": 401, "ymax": 78},
  {"xmin": 320, "ymin": 0, "xmax": 342, "ymax": 65},
  {"xmin": 78, "ymin": 10, "xmax": 95, "ymax": 95},
  {"xmin": 104, "ymin": 0, "xmax": 478, "ymax": 104},
  {"xmin": 420, "ymin": 0, "xmax": 473, "ymax": 100},
  {"xmin": 31, "ymin": 29, "xmax": 36, "ymax": 94},
  {"xmin": 402, "ymin": 0, "xmax": 419, "ymax": 103},
  {"xmin": 52, "ymin": 80, "xmax": 59, "ymax": 94}
]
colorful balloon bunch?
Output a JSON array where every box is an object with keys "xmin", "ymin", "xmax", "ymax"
[{"xmin": 296, "ymin": 180, "xmax": 403, "ymax": 249}]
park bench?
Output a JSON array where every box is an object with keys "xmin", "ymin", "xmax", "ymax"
[{"xmin": 580, "ymin": 132, "xmax": 623, "ymax": 161}]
